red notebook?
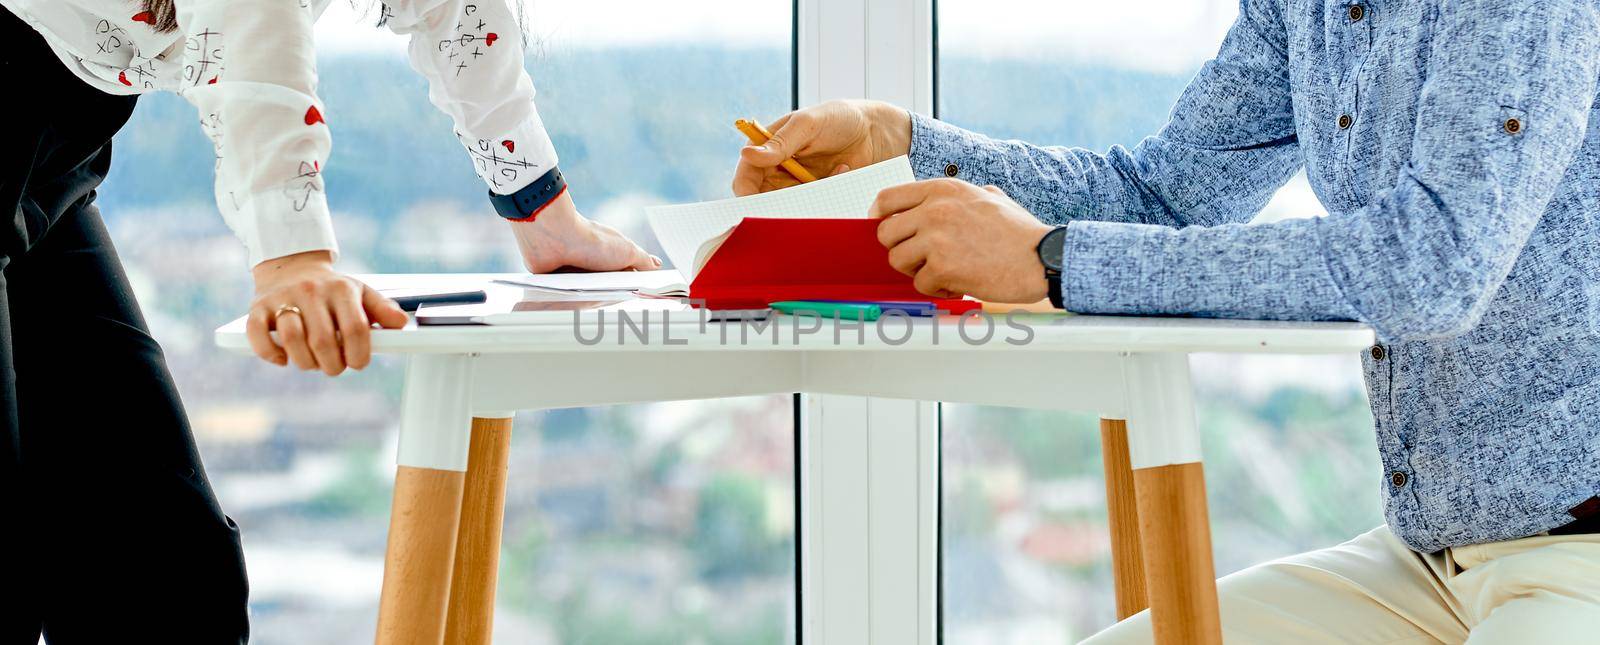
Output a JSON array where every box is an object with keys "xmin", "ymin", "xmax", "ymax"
[{"xmin": 689, "ymin": 217, "xmax": 969, "ymax": 311}]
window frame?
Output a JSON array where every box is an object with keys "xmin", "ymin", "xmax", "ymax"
[{"xmin": 794, "ymin": 1, "xmax": 941, "ymax": 643}]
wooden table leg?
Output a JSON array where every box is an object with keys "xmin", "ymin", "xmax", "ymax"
[
  {"xmin": 1120, "ymin": 352, "xmax": 1221, "ymax": 644},
  {"xmin": 445, "ymin": 416, "xmax": 514, "ymax": 645},
  {"xmin": 1133, "ymin": 462, "xmax": 1221, "ymax": 644},
  {"xmin": 378, "ymin": 353, "xmax": 477, "ymax": 645},
  {"xmin": 377, "ymin": 466, "xmax": 467, "ymax": 645},
  {"xmin": 1099, "ymin": 418, "xmax": 1149, "ymax": 620}
]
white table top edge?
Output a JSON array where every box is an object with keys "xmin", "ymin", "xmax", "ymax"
[{"xmin": 213, "ymin": 274, "xmax": 1376, "ymax": 356}]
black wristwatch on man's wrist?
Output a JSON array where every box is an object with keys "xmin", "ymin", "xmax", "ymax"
[
  {"xmin": 1036, "ymin": 225, "xmax": 1069, "ymax": 309},
  {"xmin": 489, "ymin": 166, "xmax": 567, "ymax": 222}
]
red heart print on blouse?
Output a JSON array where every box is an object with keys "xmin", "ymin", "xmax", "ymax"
[
  {"xmin": 118, "ymin": 71, "xmax": 132, "ymax": 86},
  {"xmin": 304, "ymin": 106, "xmax": 325, "ymax": 126},
  {"xmin": 132, "ymin": 11, "xmax": 155, "ymax": 25},
  {"xmin": 501, "ymin": 140, "xmax": 515, "ymax": 153},
  {"xmin": 485, "ymin": 33, "xmax": 499, "ymax": 46}
]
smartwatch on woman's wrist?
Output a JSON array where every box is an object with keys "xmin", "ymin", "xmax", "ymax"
[
  {"xmin": 1036, "ymin": 225, "xmax": 1069, "ymax": 309},
  {"xmin": 489, "ymin": 166, "xmax": 567, "ymax": 222}
]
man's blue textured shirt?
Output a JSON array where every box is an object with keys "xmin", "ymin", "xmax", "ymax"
[{"xmin": 909, "ymin": 0, "xmax": 1600, "ymax": 552}]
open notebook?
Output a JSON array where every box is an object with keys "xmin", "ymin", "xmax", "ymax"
[
  {"xmin": 645, "ymin": 156, "xmax": 915, "ymax": 281},
  {"xmin": 481, "ymin": 157, "xmax": 917, "ymax": 304}
]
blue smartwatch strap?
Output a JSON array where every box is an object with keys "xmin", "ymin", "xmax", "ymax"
[{"xmin": 490, "ymin": 166, "xmax": 567, "ymax": 221}]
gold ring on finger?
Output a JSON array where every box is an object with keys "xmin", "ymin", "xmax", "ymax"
[{"xmin": 274, "ymin": 304, "xmax": 304, "ymax": 322}]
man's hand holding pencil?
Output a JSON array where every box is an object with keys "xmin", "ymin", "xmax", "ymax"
[{"xmin": 732, "ymin": 99, "xmax": 912, "ymax": 196}]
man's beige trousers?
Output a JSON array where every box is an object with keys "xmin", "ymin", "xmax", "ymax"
[{"xmin": 1085, "ymin": 525, "xmax": 1600, "ymax": 643}]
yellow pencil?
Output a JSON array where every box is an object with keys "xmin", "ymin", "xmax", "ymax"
[{"xmin": 735, "ymin": 118, "xmax": 819, "ymax": 183}]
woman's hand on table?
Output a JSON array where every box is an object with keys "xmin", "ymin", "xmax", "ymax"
[
  {"xmin": 511, "ymin": 191, "xmax": 660, "ymax": 274},
  {"xmin": 247, "ymin": 250, "xmax": 408, "ymax": 376},
  {"xmin": 732, "ymin": 99, "xmax": 912, "ymax": 196}
]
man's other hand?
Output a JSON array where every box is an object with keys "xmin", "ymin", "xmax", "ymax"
[{"xmin": 870, "ymin": 179, "xmax": 1053, "ymax": 303}]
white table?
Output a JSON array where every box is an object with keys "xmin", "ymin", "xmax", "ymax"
[{"xmin": 217, "ymin": 274, "xmax": 1374, "ymax": 645}]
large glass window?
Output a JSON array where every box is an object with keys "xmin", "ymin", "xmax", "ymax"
[
  {"xmin": 935, "ymin": 1, "xmax": 1382, "ymax": 641},
  {"xmin": 103, "ymin": 1, "xmax": 796, "ymax": 642}
]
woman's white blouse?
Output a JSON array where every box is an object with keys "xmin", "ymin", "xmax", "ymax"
[{"xmin": 1, "ymin": 0, "xmax": 560, "ymax": 265}]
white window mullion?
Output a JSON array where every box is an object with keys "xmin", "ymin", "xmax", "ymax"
[
  {"xmin": 801, "ymin": 393, "xmax": 938, "ymax": 645},
  {"xmin": 865, "ymin": 0, "xmax": 935, "ymax": 112},
  {"xmin": 799, "ymin": 0, "xmax": 865, "ymax": 106},
  {"xmin": 799, "ymin": 0, "xmax": 932, "ymax": 111},
  {"xmin": 797, "ymin": 1, "xmax": 939, "ymax": 643}
]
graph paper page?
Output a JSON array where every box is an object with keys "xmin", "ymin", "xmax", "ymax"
[{"xmin": 646, "ymin": 156, "xmax": 914, "ymax": 280}]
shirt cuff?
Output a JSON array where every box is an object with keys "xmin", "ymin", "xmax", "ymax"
[
  {"xmin": 225, "ymin": 191, "xmax": 340, "ymax": 267},
  {"xmin": 908, "ymin": 112, "xmax": 1005, "ymax": 184},
  {"xmin": 1062, "ymin": 220, "xmax": 1188, "ymax": 314},
  {"xmin": 457, "ymin": 109, "xmax": 561, "ymax": 196}
]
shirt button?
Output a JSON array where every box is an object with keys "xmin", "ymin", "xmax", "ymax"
[
  {"xmin": 1504, "ymin": 118, "xmax": 1523, "ymax": 135},
  {"xmin": 1338, "ymin": 114, "xmax": 1353, "ymax": 129},
  {"xmin": 944, "ymin": 163, "xmax": 960, "ymax": 177},
  {"xmin": 1370, "ymin": 345, "xmax": 1386, "ymax": 360},
  {"xmin": 1391, "ymin": 471, "xmax": 1408, "ymax": 487},
  {"xmin": 1349, "ymin": 4, "xmax": 1365, "ymax": 22}
]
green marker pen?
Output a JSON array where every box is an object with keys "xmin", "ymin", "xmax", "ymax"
[{"xmin": 769, "ymin": 301, "xmax": 882, "ymax": 321}]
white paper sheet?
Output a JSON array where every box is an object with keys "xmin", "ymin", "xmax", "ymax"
[
  {"xmin": 495, "ymin": 269, "xmax": 688, "ymax": 296},
  {"xmin": 418, "ymin": 297, "xmax": 694, "ymax": 326},
  {"xmin": 645, "ymin": 156, "xmax": 915, "ymax": 280}
]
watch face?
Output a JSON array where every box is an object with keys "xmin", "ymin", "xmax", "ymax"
[{"xmin": 1038, "ymin": 227, "xmax": 1068, "ymax": 271}]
